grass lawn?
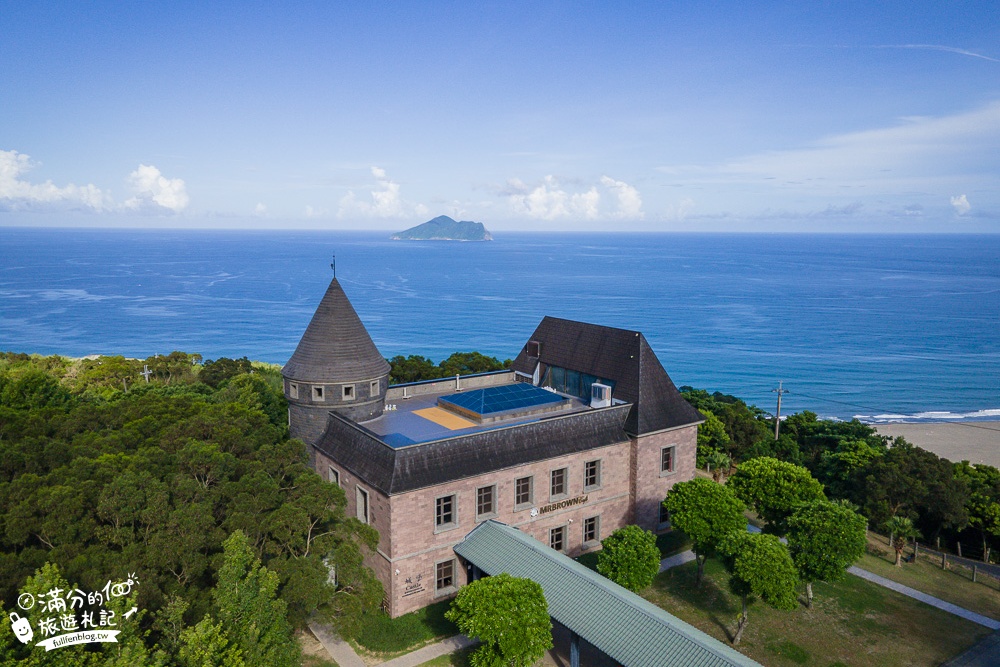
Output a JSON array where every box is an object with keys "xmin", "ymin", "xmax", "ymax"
[
  {"xmin": 349, "ymin": 599, "xmax": 459, "ymax": 661},
  {"xmin": 857, "ymin": 533, "xmax": 1000, "ymax": 621},
  {"xmin": 645, "ymin": 559, "xmax": 992, "ymax": 667}
]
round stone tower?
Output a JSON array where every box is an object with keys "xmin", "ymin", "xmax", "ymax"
[{"xmin": 281, "ymin": 278, "xmax": 390, "ymax": 446}]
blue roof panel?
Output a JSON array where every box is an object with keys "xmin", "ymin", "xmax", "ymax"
[{"xmin": 439, "ymin": 383, "xmax": 567, "ymax": 417}]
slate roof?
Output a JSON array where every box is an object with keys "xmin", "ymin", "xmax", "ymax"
[
  {"xmin": 282, "ymin": 278, "xmax": 390, "ymax": 382},
  {"xmin": 454, "ymin": 520, "xmax": 762, "ymax": 667},
  {"xmin": 510, "ymin": 317, "xmax": 703, "ymax": 435},
  {"xmin": 314, "ymin": 403, "xmax": 633, "ymax": 495}
]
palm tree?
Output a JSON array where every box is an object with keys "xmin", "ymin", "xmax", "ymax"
[
  {"xmin": 705, "ymin": 450, "xmax": 733, "ymax": 483},
  {"xmin": 883, "ymin": 516, "xmax": 921, "ymax": 567}
]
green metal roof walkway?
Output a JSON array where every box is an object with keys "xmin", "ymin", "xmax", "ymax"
[{"xmin": 454, "ymin": 520, "xmax": 762, "ymax": 667}]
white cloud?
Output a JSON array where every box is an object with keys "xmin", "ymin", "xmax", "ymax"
[
  {"xmin": 951, "ymin": 194, "xmax": 971, "ymax": 215},
  {"xmin": 656, "ymin": 101, "xmax": 1000, "ymax": 215},
  {"xmin": 123, "ymin": 164, "xmax": 189, "ymax": 213},
  {"xmin": 600, "ymin": 176, "xmax": 644, "ymax": 219},
  {"xmin": 338, "ymin": 166, "xmax": 427, "ymax": 219},
  {"xmin": 505, "ymin": 175, "xmax": 644, "ymax": 221},
  {"xmin": 253, "ymin": 202, "xmax": 267, "ymax": 216},
  {"xmin": 0, "ymin": 149, "xmax": 108, "ymax": 211}
]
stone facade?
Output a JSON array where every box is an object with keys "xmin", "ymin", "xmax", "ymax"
[
  {"xmin": 633, "ymin": 424, "xmax": 699, "ymax": 531},
  {"xmin": 318, "ymin": 428, "xmax": 693, "ymax": 617},
  {"xmin": 287, "ymin": 375, "xmax": 386, "ymax": 444}
]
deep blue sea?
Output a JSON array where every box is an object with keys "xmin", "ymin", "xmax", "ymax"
[{"xmin": 2, "ymin": 228, "xmax": 998, "ymax": 423}]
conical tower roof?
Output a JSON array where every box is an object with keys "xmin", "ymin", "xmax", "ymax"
[{"xmin": 282, "ymin": 278, "xmax": 390, "ymax": 382}]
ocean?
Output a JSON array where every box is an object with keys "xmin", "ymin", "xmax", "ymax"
[{"xmin": 1, "ymin": 227, "xmax": 998, "ymax": 423}]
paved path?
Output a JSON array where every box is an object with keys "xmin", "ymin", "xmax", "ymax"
[
  {"xmin": 377, "ymin": 634, "xmax": 478, "ymax": 667},
  {"xmin": 657, "ymin": 549, "xmax": 1000, "ymax": 630},
  {"xmin": 659, "ymin": 550, "xmax": 696, "ymax": 572},
  {"xmin": 847, "ymin": 566, "xmax": 1000, "ymax": 630},
  {"xmin": 309, "ymin": 617, "xmax": 478, "ymax": 667},
  {"xmin": 308, "ymin": 619, "xmax": 366, "ymax": 667}
]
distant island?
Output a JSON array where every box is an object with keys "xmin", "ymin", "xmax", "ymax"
[{"xmin": 391, "ymin": 215, "xmax": 493, "ymax": 241}]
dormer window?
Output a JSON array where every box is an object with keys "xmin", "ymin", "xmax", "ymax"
[
  {"xmin": 527, "ymin": 340, "xmax": 541, "ymax": 357},
  {"xmin": 313, "ymin": 386, "xmax": 324, "ymax": 400}
]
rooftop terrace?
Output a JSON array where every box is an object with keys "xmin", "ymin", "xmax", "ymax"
[{"xmin": 366, "ymin": 373, "xmax": 593, "ymax": 448}]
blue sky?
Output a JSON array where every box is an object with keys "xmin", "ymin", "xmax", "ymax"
[{"xmin": 2, "ymin": 1, "xmax": 998, "ymax": 232}]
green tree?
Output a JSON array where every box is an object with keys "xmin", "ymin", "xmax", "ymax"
[
  {"xmin": 437, "ymin": 352, "xmax": 510, "ymax": 377},
  {"xmin": 0, "ymin": 367, "xmax": 73, "ymax": 409},
  {"xmin": 213, "ymin": 531, "xmax": 299, "ymax": 667},
  {"xmin": 663, "ymin": 478, "xmax": 747, "ymax": 584},
  {"xmin": 178, "ymin": 617, "xmax": 245, "ymax": 667},
  {"xmin": 213, "ymin": 373, "xmax": 287, "ymax": 428},
  {"xmin": 883, "ymin": 516, "xmax": 921, "ymax": 567},
  {"xmin": 12, "ymin": 563, "xmax": 98, "ymax": 666},
  {"xmin": 696, "ymin": 409, "xmax": 732, "ymax": 474},
  {"xmin": 727, "ymin": 457, "xmax": 825, "ymax": 536},
  {"xmin": 953, "ymin": 462, "xmax": 1000, "ymax": 563},
  {"xmin": 856, "ymin": 441, "xmax": 969, "ymax": 539},
  {"xmin": 596, "ymin": 525, "xmax": 660, "ymax": 593},
  {"xmin": 387, "ymin": 355, "xmax": 441, "ymax": 383},
  {"xmin": 198, "ymin": 357, "xmax": 254, "ymax": 389},
  {"xmin": 786, "ymin": 499, "xmax": 867, "ymax": 607},
  {"xmin": 445, "ymin": 573, "xmax": 552, "ymax": 667},
  {"xmin": 679, "ymin": 387, "xmax": 772, "ymax": 461},
  {"xmin": 818, "ymin": 438, "xmax": 885, "ymax": 498},
  {"xmin": 717, "ymin": 531, "xmax": 799, "ymax": 645}
]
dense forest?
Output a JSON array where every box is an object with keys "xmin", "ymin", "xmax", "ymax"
[
  {"xmin": 683, "ymin": 387, "xmax": 1000, "ymax": 562},
  {"xmin": 0, "ymin": 352, "xmax": 381, "ymax": 665}
]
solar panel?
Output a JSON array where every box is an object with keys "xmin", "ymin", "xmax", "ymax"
[{"xmin": 439, "ymin": 383, "xmax": 567, "ymax": 419}]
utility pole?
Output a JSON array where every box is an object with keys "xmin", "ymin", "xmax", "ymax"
[
  {"xmin": 140, "ymin": 365, "xmax": 153, "ymax": 384},
  {"xmin": 772, "ymin": 381, "xmax": 789, "ymax": 440}
]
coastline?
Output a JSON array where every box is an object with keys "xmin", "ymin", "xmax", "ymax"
[{"xmin": 875, "ymin": 421, "xmax": 1000, "ymax": 468}]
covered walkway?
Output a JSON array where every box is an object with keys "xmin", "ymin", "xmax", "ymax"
[{"xmin": 454, "ymin": 520, "xmax": 761, "ymax": 667}]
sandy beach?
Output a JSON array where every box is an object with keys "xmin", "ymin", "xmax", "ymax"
[{"xmin": 875, "ymin": 421, "xmax": 1000, "ymax": 468}]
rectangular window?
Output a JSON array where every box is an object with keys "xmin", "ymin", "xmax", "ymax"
[
  {"xmin": 583, "ymin": 516, "xmax": 600, "ymax": 544},
  {"xmin": 328, "ymin": 466, "xmax": 340, "ymax": 486},
  {"xmin": 660, "ymin": 446, "xmax": 676, "ymax": 475},
  {"xmin": 476, "ymin": 485, "xmax": 496, "ymax": 520},
  {"xmin": 313, "ymin": 385, "xmax": 324, "ymax": 400},
  {"xmin": 584, "ymin": 460, "xmax": 601, "ymax": 490},
  {"xmin": 435, "ymin": 559, "xmax": 455, "ymax": 592},
  {"xmin": 435, "ymin": 495, "xmax": 456, "ymax": 531},
  {"xmin": 289, "ymin": 383, "xmax": 299, "ymax": 399},
  {"xmin": 356, "ymin": 486, "xmax": 369, "ymax": 524},
  {"xmin": 550, "ymin": 468, "xmax": 567, "ymax": 499},
  {"xmin": 515, "ymin": 476, "xmax": 533, "ymax": 509},
  {"xmin": 343, "ymin": 384, "xmax": 355, "ymax": 400},
  {"xmin": 549, "ymin": 525, "xmax": 566, "ymax": 552},
  {"xmin": 659, "ymin": 503, "xmax": 671, "ymax": 527},
  {"xmin": 370, "ymin": 380, "xmax": 379, "ymax": 396}
]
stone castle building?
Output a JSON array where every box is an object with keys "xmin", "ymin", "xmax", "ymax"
[{"xmin": 282, "ymin": 278, "xmax": 702, "ymax": 617}]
